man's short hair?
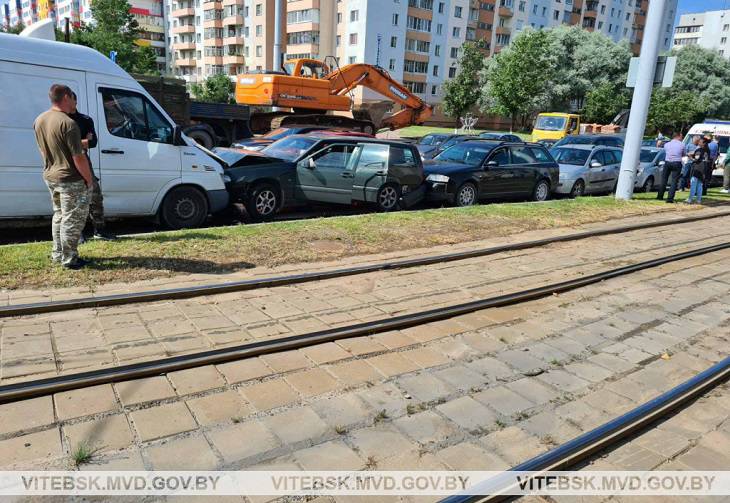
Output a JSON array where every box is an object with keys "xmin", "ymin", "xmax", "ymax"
[
  {"xmin": 70, "ymin": 91, "xmax": 77, "ymax": 101},
  {"xmin": 673, "ymin": 132, "xmax": 682, "ymax": 138},
  {"xmin": 49, "ymin": 84, "xmax": 73, "ymax": 104}
]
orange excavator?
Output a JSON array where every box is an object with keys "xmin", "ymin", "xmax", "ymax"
[{"xmin": 235, "ymin": 58, "xmax": 433, "ymax": 135}]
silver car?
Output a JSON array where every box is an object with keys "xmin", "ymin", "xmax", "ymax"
[
  {"xmin": 634, "ymin": 148, "xmax": 666, "ymax": 192},
  {"xmin": 551, "ymin": 145, "xmax": 623, "ymax": 197}
]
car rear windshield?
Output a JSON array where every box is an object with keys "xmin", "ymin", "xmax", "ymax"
[
  {"xmin": 262, "ymin": 136, "xmax": 318, "ymax": 161},
  {"xmin": 639, "ymin": 150, "xmax": 658, "ymax": 163},
  {"xmin": 549, "ymin": 147, "xmax": 590, "ymax": 165},
  {"xmin": 264, "ymin": 128, "xmax": 293, "ymax": 139},
  {"xmin": 420, "ymin": 134, "xmax": 449, "ymax": 146},
  {"xmin": 535, "ymin": 116, "xmax": 567, "ymax": 131},
  {"xmin": 435, "ymin": 143, "xmax": 495, "ymax": 166}
]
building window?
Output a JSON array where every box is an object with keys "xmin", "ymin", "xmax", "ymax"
[
  {"xmin": 432, "ymin": 64, "xmax": 438, "ymax": 76},
  {"xmin": 256, "ymin": 24, "xmax": 262, "ymax": 36},
  {"xmin": 553, "ymin": 9, "xmax": 559, "ymax": 20},
  {"xmin": 448, "ymin": 67, "xmax": 456, "ymax": 78},
  {"xmin": 406, "ymin": 38, "xmax": 431, "ymax": 52},
  {"xmin": 597, "ymin": 21, "xmax": 602, "ymax": 29},
  {"xmin": 496, "ymin": 33, "xmax": 510, "ymax": 45},
  {"xmin": 450, "ymin": 47, "xmax": 458, "ymax": 58},
  {"xmin": 438, "ymin": 2, "xmax": 444, "ymax": 13},
  {"xmin": 403, "ymin": 59, "xmax": 428, "ymax": 73},
  {"xmin": 255, "ymin": 3, "xmax": 261, "ymax": 15},
  {"xmin": 431, "ymin": 85, "xmax": 437, "ymax": 95},
  {"xmin": 391, "ymin": 35, "xmax": 397, "ymax": 47},
  {"xmin": 434, "ymin": 44, "xmax": 440, "ymax": 56},
  {"xmin": 256, "ymin": 45, "xmax": 262, "ymax": 56},
  {"xmin": 408, "ymin": 0, "xmax": 434, "ymax": 9},
  {"xmin": 722, "ymin": 37, "xmax": 728, "ymax": 44},
  {"xmin": 350, "ymin": 9, "xmax": 358, "ymax": 21},
  {"xmin": 452, "ymin": 26, "xmax": 460, "ymax": 37},
  {"xmin": 404, "ymin": 81, "xmax": 426, "ymax": 93},
  {"xmin": 337, "ymin": 12, "xmax": 341, "ymax": 23},
  {"xmin": 349, "ymin": 32, "xmax": 358, "ymax": 44},
  {"xmin": 518, "ymin": 1, "xmax": 525, "ymax": 11},
  {"xmin": 287, "ymin": 31, "xmax": 320, "ymax": 44},
  {"xmin": 336, "ymin": 35, "xmax": 341, "ymax": 46},
  {"xmin": 724, "ymin": 24, "xmax": 729, "ymax": 31},
  {"xmin": 541, "ymin": 6, "xmax": 546, "ymax": 16},
  {"xmin": 392, "ymin": 13, "xmax": 398, "ymax": 25},
  {"xmin": 454, "ymin": 5, "xmax": 461, "ymax": 17},
  {"xmin": 287, "ymin": 9, "xmax": 319, "ymax": 23},
  {"xmin": 436, "ymin": 23, "xmax": 443, "ymax": 34},
  {"xmin": 348, "ymin": 56, "xmax": 356, "ymax": 64},
  {"xmin": 600, "ymin": 4, "xmax": 605, "ymax": 14},
  {"xmin": 389, "ymin": 58, "xmax": 396, "ymax": 70},
  {"xmin": 407, "ymin": 15, "xmax": 432, "ymax": 31},
  {"xmin": 532, "ymin": 4, "xmax": 537, "ymax": 14}
]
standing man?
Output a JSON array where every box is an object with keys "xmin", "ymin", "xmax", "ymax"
[
  {"xmin": 679, "ymin": 135, "xmax": 700, "ymax": 191},
  {"xmin": 705, "ymin": 135, "xmax": 719, "ymax": 195},
  {"xmin": 722, "ymin": 152, "xmax": 730, "ymax": 194},
  {"xmin": 657, "ymin": 131, "xmax": 684, "ymax": 203},
  {"xmin": 68, "ymin": 91, "xmax": 115, "ymax": 241},
  {"xmin": 33, "ymin": 84, "xmax": 92, "ymax": 270}
]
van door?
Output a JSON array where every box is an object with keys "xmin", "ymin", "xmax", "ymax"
[
  {"xmin": 95, "ymin": 86, "xmax": 180, "ymax": 216},
  {"xmin": 0, "ymin": 61, "xmax": 86, "ymax": 217}
]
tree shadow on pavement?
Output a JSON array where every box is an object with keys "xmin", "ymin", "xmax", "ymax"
[{"xmin": 86, "ymin": 256, "xmax": 255, "ymax": 274}]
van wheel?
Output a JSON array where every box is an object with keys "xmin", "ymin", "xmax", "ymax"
[
  {"xmin": 246, "ymin": 183, "xmax": 281, "ymax": 221},
  {"xmin": 376, "ymin": 184, "xmax": 401, "ymax": 211},
  {"xmin": 533, "ymin": 179, "xmax": 551, "ymax": 202},
  {"xmin": 161, "ymin": 186, "xmax": 209, "ymax": 229}
]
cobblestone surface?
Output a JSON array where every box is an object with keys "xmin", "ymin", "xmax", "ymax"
[{"xmin": 2, "ymin": 212, "xmax": 730, "ymax": 384}]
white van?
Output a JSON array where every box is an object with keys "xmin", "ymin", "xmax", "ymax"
[
  {"xmin": 683, "ymin": 121, "xmax": 730, "ymax": 180},
  {"xmin": 0, "ymin": 32, "xmax": 229, "ymax": 229}
]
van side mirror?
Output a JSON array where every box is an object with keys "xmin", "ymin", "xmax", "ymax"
[
  {"xmin": 590, "ymin": 160, "xmax": 602, "ymax": 168},
  {"xmin": 657, "ymin": 160, "xmax": 666, "ymax": 167},
  {"xmin": 173, "ymin": 126, "xmax": 185, "ymax": 146}
]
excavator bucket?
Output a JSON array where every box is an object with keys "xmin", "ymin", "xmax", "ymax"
[{"xmin": 352, "ymin": 101, "xmax": 393, "ymax": 130}]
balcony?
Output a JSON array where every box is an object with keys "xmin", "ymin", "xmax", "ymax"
[
  {"xmin": 495, "ymin": 25, "xmax": 510, "ymax": 34},
  {"xmin": 203, "ymin": 37, "xmax": 223, "ymax": 46},
  {"xmin": 497, "ymin": 6, "xmax": 512, "ymax": 16},
  {"xmin": 175, "ymin": 58, "xmax": 196, "ymax": 66},
  {"xmin": 585, "ymin": 1, "xmax": 598, "ymax": 13},
  {"xmin": 223, "ymin": 14, "xmax": 243, "ymax": 24},
  {"xmin": 222, "ymin": 0, "xmax": 241, "ymax": 5},
  {"xmin": 204, "ymin": 55, "xmax": 223, "ymax": 64},
  {"xmin": 223, "ymin": 54, "xmax": 244, "ymax": 64},
  {"xmin": 204, "ymin": 18, "xmax": 222, "ymax": 28},
  {"xmin": 171, "ymin": 7, "xmax": 194, "ymax": 17},
  {"xmin": 223, "ymin": 35, "xmax": 243, "ymax": 44},
  {"xmin": 172, "ymin": 24, "xmax": 195, "ymax": 34},
  {"xmin": 286, "ymin": 43, "xmax": 319, "ymax": 54},
  {"xmin": 202, "ymin": 0, "xmax": 222, "ymax": 7},
  {"xmin": 173, "ymin": 41, "xmax": 196, "ymax": 50}
]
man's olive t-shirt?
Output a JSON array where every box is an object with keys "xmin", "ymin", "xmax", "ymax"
[{"xmin": 33, "ymin": 109, "xmax": 84, "ymax": 183}]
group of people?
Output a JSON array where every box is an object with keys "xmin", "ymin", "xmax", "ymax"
[
  {"xmin": 657, "ymin": 132, "xmax": 724, "ymax": 204},
  {"xmin": 33, "ymin": 84, "xmax": 114, "ymax": 270}
]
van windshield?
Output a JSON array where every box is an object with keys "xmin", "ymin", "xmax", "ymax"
[{"xmin": 535, "ymin": 116, "xmax": 567, "ymax": 131}]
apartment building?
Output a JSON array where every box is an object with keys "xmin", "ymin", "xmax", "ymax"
[
  {"xmin": 674, "ymin": 10, "xmax": 730, "ymax": 58},
  {"xmin": 2, "ymin": 0, "xmax": 167, "ymax": 72}
]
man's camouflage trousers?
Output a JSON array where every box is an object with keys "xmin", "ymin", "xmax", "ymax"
[{"xmin": 45, "ymin": 179, "xmax": 89, "ymax": 266}]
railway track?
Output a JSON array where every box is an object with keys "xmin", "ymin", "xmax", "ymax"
[
  {"xmin": 3, "ymin": 209, "xmax": 730, "ymax": 318},
  {"xmin": 2, "ymin": 238, "xmax": 729, "ymax": 404}
]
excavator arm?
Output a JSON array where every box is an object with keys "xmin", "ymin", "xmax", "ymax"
[{"xmin": 325, "ymin": 64, "xmax": 433, "ymax": 130}]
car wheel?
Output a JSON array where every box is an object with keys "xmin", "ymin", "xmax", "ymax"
[
  {"xmin": 454, "ymin": 182, "xmax": 478, "ymax": 207},
  {"xmin": 376, "ymin": 184, "xmax": 401, "ymax": 211},
  {"xmin": 160, "ymin": 186, "xmax": 209, "ymax": 229},
  {"xmin": 246, "ymin": 183, "xmax": 281, "ymax": 221},
  {"xmin": 533, "ymin": 179, "xmax": 550, "ymax": 202},
  {"xmin": 642, "ymin": 176, "xmax": 654, "ymax": 192},
  {"xmin": 569, "ymin": 179, "xmax": 585, "ymax": 198}
]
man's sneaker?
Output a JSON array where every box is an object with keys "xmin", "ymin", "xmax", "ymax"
[
  {"xmin": 665, "ymin": 199, "xmax": 675, "ymax": 203},
  {"xmin": 63, "ymin": 258, "xmax": 88, "ymax": 270},
  {"xmin": 93, "ymin": 230, "xmax": 117, "ymax": 241},
  {"xmin": 721, "ymin": 189, "xmax": 730, "ymax": 193}
]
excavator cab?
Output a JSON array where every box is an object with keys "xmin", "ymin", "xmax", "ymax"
[{"xmin": 283, "ymin": 59, "xmax": 329, "ymax": 79}]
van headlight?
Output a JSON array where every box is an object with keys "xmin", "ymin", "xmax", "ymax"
[{"xmin": 426, "ymin": 174, "xmax": 450, "ymax": 183}]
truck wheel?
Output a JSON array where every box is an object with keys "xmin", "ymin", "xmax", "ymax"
[
  {"xmin": 246, "ymin": 183, "xmax": 281, "ymax": 221},
  {"xmin": 185, "ymin": 127, "xmax": 216, "ymax": 149},
  {"xmin": 160, "ymin": 186, "xmax": 209, "ymax": 229}
]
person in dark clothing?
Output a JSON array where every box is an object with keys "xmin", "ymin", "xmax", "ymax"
[
  {"xmin": 68, "ymin": 92, "xmax": 116, "ymax": 241},
  {"xmin": 686, "ymin": 138, "xmax": 710, "ymax": 204},
  {"xmin": 702, "ymin": 135, "xmax": 715, "ymax": 196}
]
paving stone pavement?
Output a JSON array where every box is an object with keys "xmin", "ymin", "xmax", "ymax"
[
  {"xmin": 3, "ymin": 214, "xmax": 730, "ymax": 384},
  {"xmin": 0, "ymin": 243, "xmax": 728, "ymax": 503}
]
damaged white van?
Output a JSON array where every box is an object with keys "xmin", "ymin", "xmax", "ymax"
[{"xmin": 0, "ymin": 29, "xmax": 229, "ymax": 228}]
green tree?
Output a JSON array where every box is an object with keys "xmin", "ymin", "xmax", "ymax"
[
  {"xmin": 544, "ymin": 26, "xmax": 632, "ymax": 111},
  {"xmin": 0, "ymin": 21, "xmax": 25, "ymax": 34},
  {"xmin": 582, "ymin": 81, "xmax": 630, "ymax": 124},
  {"xmin": 190, "ymin": 74, "xmax": 235, "ymax": 103},
  {"xmin": 647, "ymin": 88, "xmax": 709, "ymax": 135},
  {"xmin": 479, "ymin": 29, "xmax": 553, "ymax": 130},
  {"xmin": 440, "ymin": 41, "xmax": 486, "ymax": 125},
  {"xmin": 71, "ymin": 0, "xmax": 158, "ymax": 74}
]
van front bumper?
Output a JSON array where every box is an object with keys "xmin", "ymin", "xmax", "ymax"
[{"xmin": 208, "ymin": 189, "xmax": 230, "ymax": 214}]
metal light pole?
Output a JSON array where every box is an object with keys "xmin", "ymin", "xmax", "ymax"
[
  {"xmin": 272, "ymin": 0, "xmax": 284, "ymax": 71},
  {"xmin": 615, "ymin": 0, "xmax": 667, "ymax": 200}
]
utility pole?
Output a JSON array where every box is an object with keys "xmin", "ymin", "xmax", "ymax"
[
  {"xmin": 615, "ymin": 0, "xmax": 667, "ymax": 200},
  {"xmin": 272, "ymin": 0, "xmax": 283, "ymax": 71}
]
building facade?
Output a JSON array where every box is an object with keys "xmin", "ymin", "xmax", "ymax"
[{"xmin": 674, "ymin": 11, "xmax": 730, "ymax": 58}]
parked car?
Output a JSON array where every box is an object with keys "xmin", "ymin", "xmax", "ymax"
[
  {"xmin": 550, "ymin": 145, "xmax": 623, "ymax": 197},
  {"xmin": 231, "ymin": 126, "xmax": 330, "ymax": 150},
  {"xmin": 479, "ymin": 132, "xmax": 523, "ymax": 142},
  {"xmin": 308, "ymin": 130, "xmax": 375, "ymax": 138},
  {"xmin": 552, "ymin": 134, "xmax": 625, "ymax": 148},
  {"xmin": 537, "ymin": 138, "xmax": 558, "ymax": 148},
  {"xmin": 221, "ymin": 136, "xmax": 425, "ymax": 220},
  {"xmin": 642, "ymin": 138, "xmax": 659, "ymax": 147},
  {"xmin": 635, "ymin": 148, "xmax": 666, "ymax": 192},
  {"xmin": 420, "ymin": 135, "xmax": 480, "ymax": 160},
  {"xmin": 0, "ymin": 33, "xmax": 228, "ymax": 229},
  {"xmin": 415, "ymin": 133, "xmax": 460, "ymax": 159},
  {"xmin": 424, "ymin": 140, "xmax": 559, "ymax": 206}
]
